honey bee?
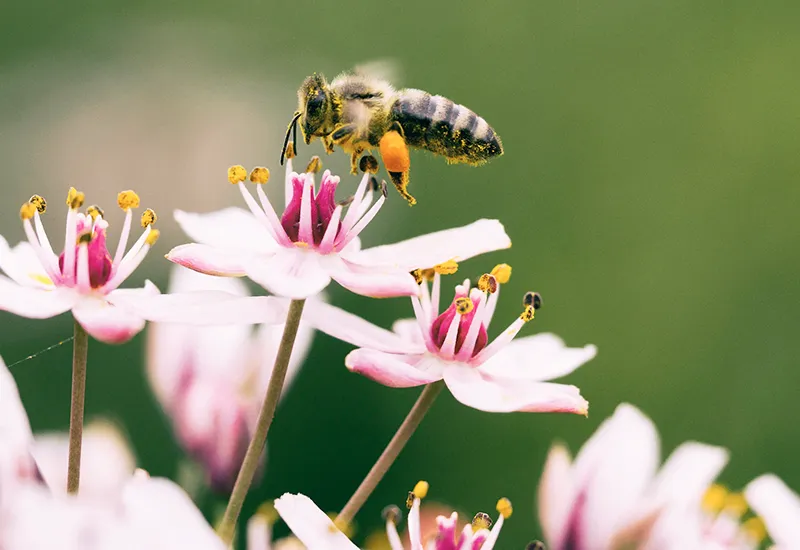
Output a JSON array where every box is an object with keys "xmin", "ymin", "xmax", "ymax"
[{"xmin": 280, "ymin": 67, "xmax": 503, "ymax": 205}]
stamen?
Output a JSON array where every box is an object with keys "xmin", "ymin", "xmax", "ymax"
[
  {"xmin": 113, "ymin": 205, "xmax": 133, "ymax": 267},
  {"xmin": 520, "ymin": 306, "xmax": 535, "ymax": 322},
  {"xmin": 338, "ymin": 193, "xmax": 386, "ymax": 248},
  {"xmin": 77, "ymin": 232, "xmax": 92, "ymax": 244},
  {"xmin": 723, "ymin": 492, "xmax": 748, "ymax": 517},
  {"xmin": 381, "ymin": 505, "xmax": 402, "ymax": 525},
  {"xmin": 405, "ymin": 492, "xmax": 415, "ymax": 509},
  {"xmin": 478, "ymin": 273, "xmax": 498, "ymax": 294},
  {"xmin": 86, "ymin": 205, "xmax": 104, "ymax": 220},
  {"xmin": 413, "ymin": 480, "xmax": 429, "ymax": 499},
  {"xmin": 741, "ymin": 517, "xmax": 766, "ymax": 543},
  {"xmin": 455, "ymin": 297, "xmax": 474, "ymax": 315},
  {"xmin": 359, "ymin": 154, "xmax": 379, "ymax": 174},
  {"xmin": 145, "ymin": 229, "xmax": 160, "ymax": 246},
  {"xmin": 140, "ymin": 208, "xmax": 157, "ymax": 227},
  {"xmin": 472, "ymin": 512, "xmax": 492, "ymax": 531},
  {"xmin": 284, "ymin": 142, "xmax": 296, "ymax": 159},
  {"xmin": 337, "ymin": 172, "xmax": 370, "ymax": 243},
  {"xmin": 254, "ymin": 185, "xmax": 293, "ymax": 247},
  {"xmin": 702, "ymin": 484, "xmax": 728, "ymax": 513},
  {"xmin": 330, "ymin": 513, "xmax": 354, "ymax": 538},
  {"xmin": 228, "ymin": 165, "xmax": 247, "ymax": 184},
  {"xmin": 76, "ymin": 243, "xmax": 90, "ymax": 291},
  {"xmin": 306, "ymin": 156, "xmax": 322, "ymax": 173},
  {"xmin": 524, "ymin": 291, "xmax": 543, "ymax": 310},
  {"xmin": 254, "ymin": 502, "xmax": 279, "ymax": 525},
  {"xmin": 66, "ymin": 187, "xmax": 85, "ymax": 210},
  {"xmin": 250, "ymin": 167, "xmax": 270, "ymax": 184},
  {"xmin": 29, "ymin": 195, "xmax": 46, "ymax": 213},
  {"xmin": 117, "ymin": 190, "xmax": 140, "ymax": 210},
  {"xmin": 434, "ymin": 260, "xmax": 458, "ymax": 275},
  {"xmin": 383, "ymin": 505, "xmax": 404, "ymax": 550},
  {"xmin": 496, "ymin": 498, "xmax": 512, "ymax": 519},
  {"xmin": 411, "ymin": 269, "xmax": 424, "ymax": 284},
  {"xmin": 19, "ymin": 203, "xmax": 36, "ymax": 220},
  {"xmin": 491, "ymin": 263, "xmax": 512, "ymax": 284},
  {"xmin": 431, "ymin": 272, "xmax": 441, "ymax": 318},
  {"xmin": 526, "ymin": 542, "xmax": 546, "ymax": 550}
]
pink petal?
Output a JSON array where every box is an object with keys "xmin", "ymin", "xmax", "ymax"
[
  {"xmin": 0, "ymin": 355, "xmax": 34, "ymax": 473},
  {"xmin": 442, "ymin": 365, "xmax": 589, "ymax": 414},
  {"xmin": 477, "ymin": 333, "xmax": 597, "ymax": 382},
  {"xmin": 108, "ymin": 286, "xmax": 289, "ymax": 325},
  {"xmin": 166, "ymin": 243, "xmax": 251, "ymax": 277},
  {"xmin": 72, "ymin": 295, "xmax": 148, "ymax": 344},
  {"xmin": 327, "ymin": 258, "xmax": 420, "ymax": 298},
  {"xmin": 244, "ymin": 248, "xmax": 331, "ymax": 299},
  {"xmin": 246, "ymin": 513, "xmax": 274, "ymax": 550},
  {"xmin": 648, "ymin": 442, "xmax": 728, "ymax": 505},
  {"xmin": 345, "ymin": 349, "xmax": 442, "ymax": 388},
  {"xmin": 746, "ymin": 475, "xmax": 800, "ymax": 548},
  {"xmin": 354, "ymin": 219, "xmax": 511, "ymax": 271},
  {"xmin": 304, "ymin": 300, "xmax": 422, "ymax": 354},
  {"xmin": 538, "ymin": 444, "xmax": 575, "ymax": 550},
  {"xmin": 0, "ymin": 236, "xmax": 53, "ymax": 289},
  {"xmin": 0, "ymin": 276, "xmax": 76, "ymax": 319},
  {"xmin": 274, "ymin": 493, "xmax": 360, "ymax": 550},
  {"xmin": 391, "ymin": 319, "xmax": 426, "ymax": 348},
  {"xmin": 174, "ymin": 208, "xmax": 277, "ymax": 254}
]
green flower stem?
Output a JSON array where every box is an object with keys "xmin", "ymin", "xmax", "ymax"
[
  {"xmin": 216, "ymin": 298, "xmax": 306, "ymax": 546},
  {"xmin": 66, "ymin": 320, "xmax": 89, "ymax": 494},
  {"xmin": 336, "ymin": 379, "xmax": 445, "ymax": 527}
]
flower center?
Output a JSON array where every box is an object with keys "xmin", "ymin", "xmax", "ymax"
[
  {"xmin": 57, "ymin": 214, "xmax": 113, "ymax": 288},
  {"xmin": 430, "ymin": 288, "xmax": 488, "ymax": 358},
  {"xmin": 701, "ymin": 484, "xmax": 767, "ymax": 547},
  {"xmin": 280, "ymin": 167, "xmax": 340, "ymax": 246}
]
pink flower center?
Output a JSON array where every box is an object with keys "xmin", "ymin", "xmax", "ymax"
[
  {"xmin": 58, "ymin": 218, "xmax": 113, "ymax": 288},
  {"xmin": 429, "ymin": 295, "xmax": 488, "ymax": 358},
  {"xmin": 280, "ymin": 173, "xmax": 340, "ymax": 246}
]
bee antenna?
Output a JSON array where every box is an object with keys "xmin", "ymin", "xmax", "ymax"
[{"xmin": 280, "ymin": 111, "xmax": 302, "ymax": 166}]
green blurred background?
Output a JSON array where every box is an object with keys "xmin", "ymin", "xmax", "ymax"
[{"xmin": 2, "ymin": 0, "xmax": 799, "ymax": 546}]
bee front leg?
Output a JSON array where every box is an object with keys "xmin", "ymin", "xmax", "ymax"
[{"xmin": 349, "ymin": 148, "xmax": 366, "ymax": 175}]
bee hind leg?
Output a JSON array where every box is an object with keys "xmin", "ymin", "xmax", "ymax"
[
  {"xmin": 388, "ymin": 171, "xmax": 416, "ymax": 206},
  {"xmin": 379, "ymin": 126, "xmax": 415, "ymax": 206}
]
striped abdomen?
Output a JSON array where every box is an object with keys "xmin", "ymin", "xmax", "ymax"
[{"xmin": 390, "ymin": 89, "xmax": 503, "ymax": 165}]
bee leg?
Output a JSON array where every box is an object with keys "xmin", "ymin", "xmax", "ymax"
[
  {"xmin": 349, "ymin": 150, "xmax": 364, "ymax": 175},
  {"xmin": 322, "ymin": 136, "xmax": 335, "ymax": 155},
  {"xmin": 388, "ymin": 171, "xmax": 416, "ymax": 206},
  {"xmin": 331, "ymin": 124, "xmax": 358, "ymax": 144},
  {"xmin": 380, "ymin": 129, "xmax": 415, "ymax": 206}
]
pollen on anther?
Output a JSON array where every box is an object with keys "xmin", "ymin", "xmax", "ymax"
[
  {"xmin": 306, "ymin": 156, "xmax": 322, "ymax": 173},
  {"xmin": 228, "ymin": 165, "xmax": 248, "ymax": 184},
  {"xmin": 359, "ymin": 154, "xmax": 379, "ymax": 174},
  {"xmin": 413, "ymin": 480, "xmax": 429, "ymax": 500},
  {"xmin": 140, "ymin": 208, "xmax": 157, "ymax": 227},
  {"xmin": 117, "ymin": 190, "xmax": 140, "ymax": 210},
  {"xmin": 702, "ymin": 484, "xmax": 727, "ymax": 513},
  {"xmin": 381, "ymin": 505, "xmax": 402, "ymax": 525},
  {"xmin": 145, "ymin": 229, "xmax": 160, "ymax": 246},
  {"xmin": 456, "ymin": 297, "xmax": 474, "ymax": 315},
  {"xmin": 28, "ymin": 195, "xmax": 46, "ymax": 214},
  {"xmin": 78, "ymin": 232, "xmax": 92, "ymax": 244},
  {"xmin": 491, "ymin": 263, "xmax": 512, "ymax": 284},
  {"xmin": 285, "ymin": 142, "xmax": 296, "ymax": 160},
  {"xmin": 741, "ymin": 516, "xmax": 766, "ymax": 543},
  {"xmin": 478, "ymin": 274, "xmax": 498, "ymax": 294},
  {"xmin": 472, "ymin": 512, "xmax": 492, "ymax": 531},
  {"xmin": 496, "ymin": 497, "xmax": 513, "ymax": 519},
  {"xmin": 19, "ymin": 202, "xmax": 36, "ymax": 220},
  {"xmin": 411, "ymin": 269, "xmax": 424, "ymax": 284},
  {"xmin": 520, "ymin": 305, "xmax": 535, "ymax": 322},
  {"xmin": 86, "ymin": 205, "xmax": 104, "ymax": 220},
  {"xmin": 254, "ymin": 502, "xmax": 279, "ymax": 525},
  {"xmin": 66, "ymin": 187, "xmax": 85, "ymax": 210},
  {"xmin": 434, "ymin": 260, "xmax": 459, "ymax": 275},
  {"xmin": 250, "ymin": 167, "xmax": 270, "ymax": 184}
]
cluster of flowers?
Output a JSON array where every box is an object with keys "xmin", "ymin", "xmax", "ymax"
[{"xmin": 0, "ymin": 153, "xmax": 798, "ymax": 549}]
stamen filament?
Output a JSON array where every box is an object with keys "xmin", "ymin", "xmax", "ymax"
[
  {"xmin": 318, "ymin": 205, "xmax": 343, "ymax": 254},
  {"xmin": 385, "ymin": 520, "xmax": 404, "ymax": 550},
  {"xmin": 284, "ymin": 159, "xmax": 294, "ymax": 209},
  {"xmin": 355, "ymin": 188, "xmax": 374, "ymax": 219},
  {"xmin": 33, "ymin": 212, "xmax": 59, "ymax": 276},
  {"xmin": 104, "ymin": 241, "xmax": 151, "ymax": 291},
  {"xmin": 472, "ymin": 317, "xmax": 527, "ymax": 365},
  {"xmin": 237, "ymin": 182, "xmax": 273, "ymax": 229},
  {"xmin": 22, "ymin": 219, "xmax": 59, "ymax": 281},
  {"xmin": 439, "ymin": 309, "xmax": 462, "ymax": 358},
  {"xmin": 482, "ymin": 515, "xmax": 505, "ymax": 550},
  {"xmin": 457, "ymin": 293, "xmax": 487, "ymax": 361},
  {"xmin": 298, "ymin": 176, "xmax": 314, "ymax": 245},
  {"xmin": 411, "ymin": 295, "xmax": 437, "ymax": 352},
  {"xmin": 339, "ymin": 194, "xmax": 386, "ymax": 249},
  {"xmin": 255, "ymin": 185, "xmax": 292, "ymax": 246},
  {"xmin": 483, "ymin": 286, "xmax": 500, "ymax": 330},
  {"xmin": 113, "ymin": 208, "xmax": 133, "ymax": 268},
  {"xmin": 62, "ymin": 208, "xmax": 77, "ymax": 282},
  {"xmin": 76, "ymin": 244, "xmax": 90, "ymax": 291},
  {"xmin": 116, "ymin": 226, "xmax": 151, "ymax": 272},
  {"xmin": 431, "ymin": 272, "xmax": 441, "ymax": 319},
  {"xmin": 337, "ymin": 172, "xmax": 370, "ymax": 243},
  {"xmin": 419, "ymin": 278, "xmax": 432, "ymax": 323}
]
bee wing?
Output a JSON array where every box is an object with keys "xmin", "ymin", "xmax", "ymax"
[{"xmin": 352, "ymin": 59, "xmax": 403, "ymax": 87}]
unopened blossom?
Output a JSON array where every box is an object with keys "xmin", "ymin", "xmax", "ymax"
[
  {"xmin": 166, "ymin": 156, "xmax": 511, "ymax": 299},
  {"xmin": 272, "ymin": 481, "xmax": 511, "ymax": 550},
  {"xmin": 0, "ymin": 188, "xmax": 161, "ymax": 343},
  {"xmin": 147, "ymin": 267, "xmax": 313, "ymax": 491},
  {"xmin": 307, "ymin": 265, "xmax": 595, "ymax": 414},
  {"xmin": 535, "ymin": 403, "xmax": 776, "ymax": 550}
]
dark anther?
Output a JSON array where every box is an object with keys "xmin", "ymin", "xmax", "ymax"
[
  {"xmin": 523, "ymin": 291, "xmax": 542, "ymax": 310},
  {"xmin": 359, "ymin": 154, "xmax": 379, "ymax": 174},
  {"xmin": 381, "ymin": 505, "xmax": 402, "ymax": 524},
  {"xmin": 526, "ymin": 541, "xmax": 546, "ymax": 550}
]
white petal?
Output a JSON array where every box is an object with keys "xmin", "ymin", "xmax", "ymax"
[
  {"xmin": 245, "ymin": 249, "xmax": 331, "ymax": 299},
  {"xmin": 0, "ymin": 236, "xmax": 53, "ymax": 288},
  {"xmin": 166, "ymin": 243, "xmax": 251, "ymax": 277},
  {"xmin": 649, "ymin": 441, "xmax": 728, "ymax": 505},
  {"xmin": 345, "ymin": 349, "xmax": 442, "ymax": 388},
  {"xmin": 0, "ymin": 355, "xmax": 34, "ymax": 473},
  {"xmin": 328, "ymin": 258, "xmax": 420, "ymax": 298},
  {"xmin": 174, "ymin": 207, "xmax": 277, "ymax": 253},
  {"xmin": 569, "ymin": 404, "xmax": 660, "ymax": 547},
  {"xmin": 247, "ymin": 513, "xmax": 274, "ymax": 550},
  {"xmin": 392, "ymin": 318, "xmax": 426, "ymax": 348},
  {"xmin": 538, "ymin": 444, "xmax": 575, "ymax": 550},
  {"xmin": 746, "ymin": 474, "xmax": 800, "ymax": 547},
  {"xmin": 304, "ymin": 300, "xmax": 422, "ymax": 354},
  {"xmin": 0, "ymin": 276, "xmax": 76, "ymax": 319},
  {"xmin": 354, "ymin": 219, "xmax": 511, "ymax": 271},
  {"xmin": 478, "ymin": 333, "xmax": 597, "ymax": 382},
  {"xmin": 274, "ymin": 493, "xmax": 360, "ymax": 550},
  {"xmin": 72, "ymin": 295, "xmax": 148, "ymax": 344}
]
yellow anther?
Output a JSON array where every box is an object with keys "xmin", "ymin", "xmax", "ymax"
[
  {"xmin": 520, "ymin": 305, "xmax": 535, "ymax": 322},
  {"xmin": 724, "ymin": 492, "xmax": 749, "ymax": 517},
  {"xmin": 413, "ymin": 480, "xmax": 429, "ymax": 499},
  {"xmin": 28, "ymin": 195, "xmax": 46, "ymax": 214},
  {"xmin": 496, "ymin": 497, "xmax": 513, "ymax": 519},
  {"xmin": 117, "ymin": 190, "xmax": 140, "ymax": 210},
  {"xmin": 145, "ymin": 229, "xmax": 160, "ymax": 246},
  {"xmin": 330, "ymin": 513, "xmax": 355, "ymax": 538},
  {"xmin": 420, "ymin": 268, "xmax": 435, "ymax": 280},
  {"xmin": 140, "ymin": 208, "xmax": 157, "ymax": 227},
  {"xmin": 19, "ymin": 202, "xmax": 36, "ymax": 220},
  {"xmin": 491, "ymin": 263, "xmax": 512, "ymax": 284},
  {"xmin": 456, "ymin": 297, "xmax": 474, "ymax": 315},
  {"xmin": 66, "ymin": 187, "xmax": 85, "ymax": 210},
  {"xmin": 255, "ymin": 502, "xmax": 279, "ymax": 525},
  {"xmin": 410, "ymin": 269, "xmax": 424, "ymax": 284},
  {"xmin": 306, "ymin": 156, "xmax": 322, "ymax": 173},
  {"xmin": 228, "ymin": 165, "xmax": 248, "ymax": 184},
  {"xmin": 702, "ymin": 484, "xmax": 728, "ymax": 513},
  {"xmin": 434, "ymin": 260, "xmax": 459, "ymax": 275},
  {"xmin": 359, "ymin": 154, "xmax": 379, "ymax": 174},
  {"xmin": 86, "ymin": 205, "xmax": 104, "ymax": 220},
  {"xmin": 472, "ymin": 512, "xmax": 493, "ymax": 532},
  {"xmin": 285, "ymin": 142, "xmax": 296, "ymax": 160},
  {"xmin": 250, "ymin": 167, "xmax": 270, "ymax": 184},
  {"xmin": 478, "ymin": 273, "xmax": 498, "ymax": 294},
  {"xmin": 741, "ymin": 516, "xmax": 767, "ymax": 543}
]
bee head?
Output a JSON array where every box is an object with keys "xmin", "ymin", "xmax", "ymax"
[{"xmin": 298, "ymin": 73, "xmax": 338, "ymax": 143}]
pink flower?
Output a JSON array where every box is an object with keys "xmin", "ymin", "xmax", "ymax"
[
  {"xmin": 307, "ymin": 266, "xmax": 595, "ymax": 414},
  {"xmin": 0, "ymin": 189, "xmax": 161, "ymax": 343},
  {"xmin": 166, "ymin": 160, "xmax": 511, "ymax": 299},
  {"xmin": 272, "ymin": 482, "xmax": 510, "ymax": 550},
  {"xmin": 535, "ymin": 403, "xmax": 780, "ymax": 550},
  {"xmin": 147, "ymin": 267, "xmax": 314, "ymax": 492}
]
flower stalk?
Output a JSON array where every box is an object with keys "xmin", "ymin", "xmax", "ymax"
[
  {"xmin": 216, "ymin": 298, "xmax": 307, "ymax": 545},
  {"xmin": 336, "ymin": 379, "xmax": 445, "ymax": 526},
  {"xmin": 66, "ymin": 320, "xmax": 89, "ymax": 494}
]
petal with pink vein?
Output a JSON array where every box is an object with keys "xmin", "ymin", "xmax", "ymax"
[{"xmin": 345, "ymin": 349, "xmax": 441, "ymax": 388}]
